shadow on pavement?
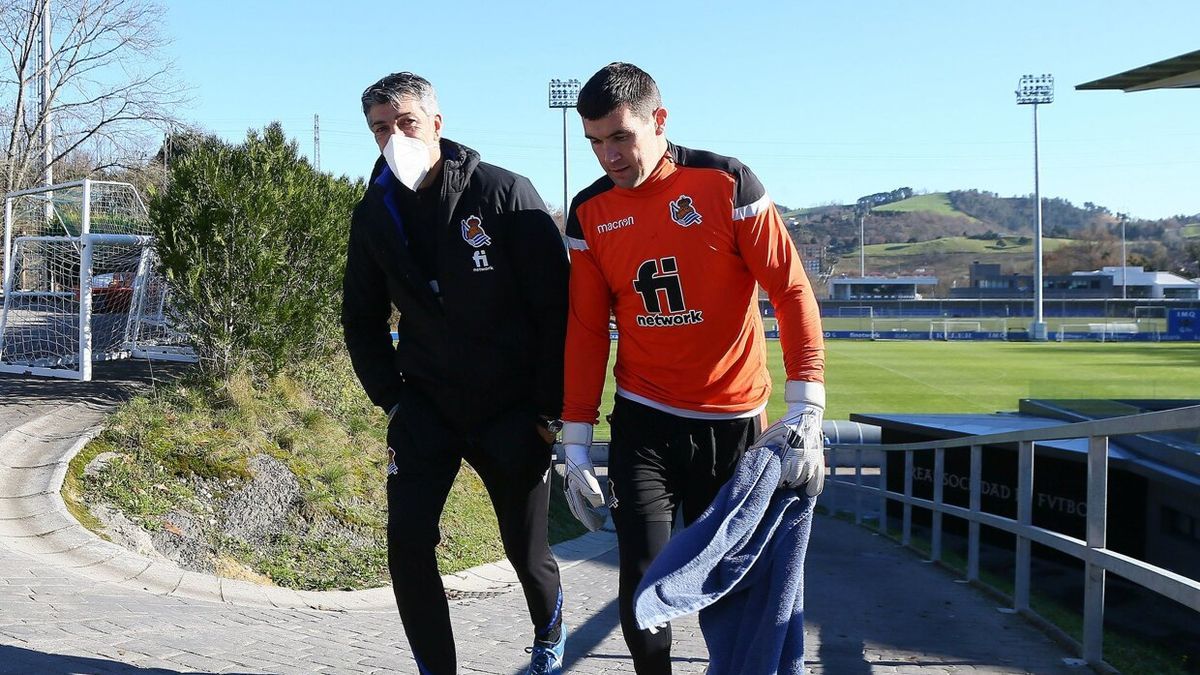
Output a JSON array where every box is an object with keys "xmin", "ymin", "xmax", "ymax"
[
  {"xmin": 0, "ymin": 359, "xmax": 189, "ymax": 406},
  {"xmin": 0, "ymin": 644, "xmax": 255, "ymax": 674},
  {"xmin": 506, "ymin": 550, "xmax": 711, "ymax": 675}
]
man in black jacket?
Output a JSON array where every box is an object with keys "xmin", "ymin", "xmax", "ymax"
[{"xmin": 342, "ymin": 71, "xmax": 569, "ymax": 675}]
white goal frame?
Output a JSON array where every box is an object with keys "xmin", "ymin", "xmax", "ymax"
[
  {"xmin": 1, "ymin": 179, "xmax": 195, "ymax": 380},
  {"xmin": 929, "ymin": 320, "xmax": 983, "ymax": 340},
  {"xmin": 1133, "ymin": 305, "xmax": 1167, "ymax": 338}
]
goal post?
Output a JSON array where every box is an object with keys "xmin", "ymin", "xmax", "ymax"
[
  {"xmin": 929, "ymin": 320, "xmax": 983, "ymax": 340},
  {"xmin": 1, "ymin": 179, "xmax": 194, "ymax": 380},
  {"xmin": 1133, "ymin": 305, "xmax": 1167, "ymax": 336},
  {"xmin": 837, "ymin": 305, "xmax": 875, "ymax": 318}
]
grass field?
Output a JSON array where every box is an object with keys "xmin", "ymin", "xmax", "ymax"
[
  {"xmin": 1182, "ymin": 223, "xmax": 1200, "ymax": 239},
  {"xmin": 590, "ymin": 340, "xmax": 1200, "ymax": 437},
  {"xmin": 871, "ymin": 192, "xmax": 972, "ymax": 219}
]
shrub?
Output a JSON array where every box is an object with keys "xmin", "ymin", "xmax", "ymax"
[{"xmin": 149, "ymin": 123, "xmax": 362, "ymax": 378}]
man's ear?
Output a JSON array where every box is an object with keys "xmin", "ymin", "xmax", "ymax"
[
  {"xmin": 653, "ymin": 107, "xmax": 668, "ymax": 135},
  {"xmin": 433, "ymin": 113, "xmax": 443, "ymax": 140}
]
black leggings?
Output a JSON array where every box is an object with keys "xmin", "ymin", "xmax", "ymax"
[
  {"xmin": 385, "ymin": 389, "xmax": 561, "ymax": 675},
  {"xmin": 607, "ymin": 396, "xmax": 760, "ymax": 674}
]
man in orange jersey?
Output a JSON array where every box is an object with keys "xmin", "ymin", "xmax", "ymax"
[{"xmin": 559, "ymin": 62, "xmax": 826, "ymax": 674}]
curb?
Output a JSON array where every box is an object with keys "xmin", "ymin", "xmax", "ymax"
[{"xmin": 0, "ymin": 402, "xmax": 618, "ymax": 612}]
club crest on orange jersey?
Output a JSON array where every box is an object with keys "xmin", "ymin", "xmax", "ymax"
[
  {"xmin": 669, "ymin": 195, "xmax": 702, "ymax": 227},
  {"xmin": 461, "ymin": 215, "xmax": 492, "ymax": 247}
]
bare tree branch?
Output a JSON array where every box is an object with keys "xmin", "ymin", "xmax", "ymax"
[{"xmin": 1, "ymin": 0, "xmax": 189, "ymax": 194}]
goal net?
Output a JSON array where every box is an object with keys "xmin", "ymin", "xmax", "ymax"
[
  {"xmin": 929, "ymin": 320, "xmax": 983, "ymax": 340},
  {"xmin": 1, "ymin": 180, "xmax": 195, "ymax": 380},
  {"xmin": 1133, "ymin": 305, "xmax": 1167, "ymax": 337}
]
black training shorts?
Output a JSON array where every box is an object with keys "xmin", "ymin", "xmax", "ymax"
[{"xmin": 607, "ymin": 395, "xmax": 761, "ymax": 526}]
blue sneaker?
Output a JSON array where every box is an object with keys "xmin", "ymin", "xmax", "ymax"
[{"xmin": 525, "ymin": 623, "xmax": 566, "ymax": 675}]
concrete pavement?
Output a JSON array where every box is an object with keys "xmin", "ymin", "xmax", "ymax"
[{"xmin": 0, "ymin": 360, "xmax": 1088, "ymax": 673}]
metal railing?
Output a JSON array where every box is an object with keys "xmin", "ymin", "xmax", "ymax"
[{"xmin": 824, "ymin": 404, "xmax": 1200, "ymax": 671}]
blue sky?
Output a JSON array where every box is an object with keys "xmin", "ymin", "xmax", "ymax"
[{"xmin": 164, "ymin": 1, "xmax": 1198, "ymax": 220}]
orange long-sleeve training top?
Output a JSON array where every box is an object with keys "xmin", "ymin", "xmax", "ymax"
[{"xmin": 563, "ymin": 143, "xmax": 824, "ymax": 424}]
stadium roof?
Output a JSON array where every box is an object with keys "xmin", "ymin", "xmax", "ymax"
[{"xmin": 1076, "ymin": 49, "xmax": 1200, "ymax": 92}]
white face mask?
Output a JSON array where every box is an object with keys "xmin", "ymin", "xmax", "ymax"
[{"xmin": 382, "ymin": 134, "xmax": 431, "ymax": 190}]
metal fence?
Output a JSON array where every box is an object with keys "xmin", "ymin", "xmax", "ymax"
[{"xmin": 824, "ymin": 404, "xmax": 1200, "ymax": 671}]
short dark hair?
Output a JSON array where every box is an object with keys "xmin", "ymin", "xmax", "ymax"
[
  {"xmin": 577, "ymin": 62, "xmax": 661, "ymax": 121},
  {"xmin": 361, "ymin": 71, "xmax": 439, "ymax": 117}
]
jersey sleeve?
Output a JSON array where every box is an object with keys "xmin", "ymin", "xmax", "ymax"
[
  {"xmin": 561, "ymin": 201, "xmax": 612, "ymax": 425},
  {"xmin": 732, "ymin": 169, "xmax": 825, "ymax": 384}
]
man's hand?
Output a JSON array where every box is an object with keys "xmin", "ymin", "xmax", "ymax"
[
  {"xmin": 536, "ymin": 424, "xmax": 557, "ymax": 445},
  {"xmin": 779, "ymin": 381, "xmax": 827, "ymax": 496},
  {"xmin": 562, "ymin": 422, "xmax": 605, "ymax": 531}
]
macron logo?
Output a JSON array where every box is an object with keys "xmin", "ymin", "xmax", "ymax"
[{"xmin": 596, "ymin": 216, "xmax": 634, "ymax": 234}]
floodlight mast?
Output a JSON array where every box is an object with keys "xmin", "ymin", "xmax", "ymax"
[
  {"xmin": 860, "ymin": 213, "xmax": 866, "ymax": 277},
  {"xmin": 548, "ymin": 79, "xmax": 581, "ymax": 226},
  {"xmin": 1016, "ymin": 74, "xmax": 1053, "ymax": 341}
]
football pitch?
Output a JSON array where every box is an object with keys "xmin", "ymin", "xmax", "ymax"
[{"xmin": 592, "ymin": 341, "xmax": 1200, "ymax": 435}]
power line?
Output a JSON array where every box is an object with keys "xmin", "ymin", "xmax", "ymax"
[{"xmin": 313, "ymin": 113, "xmax": 320, "ymax": 171}]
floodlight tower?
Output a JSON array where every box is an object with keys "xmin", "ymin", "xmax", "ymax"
[
  {"xmin": 860, "ymin": 212, "xmax": 866, "ymax": 277},
  {"xmin": 1016, "ymin": 74, "xmax": 1053, "ymax": 341},
  {"xmin": 1119, "ymin": 212, "xmax": 1128, "ymax": 300},
  {"xmin": 548, "ymin": 79, "xmax": 581, "ymax": 222}
]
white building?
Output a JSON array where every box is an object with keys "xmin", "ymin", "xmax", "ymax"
[{"xmin": 1073, "ymin": 266, "xmax": 1200, "ymax": 299}]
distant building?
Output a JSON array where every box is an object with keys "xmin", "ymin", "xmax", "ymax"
[
  {"xmin": 1076, "ymin": 266, "xmax": 1200, "ymax": 300},
  {"xmin": 829, "ymin": 275, "xmax": 938, "ymax": 301},
  {"xmin": 949, "ymin": 262, "xmax": 1199, "ymax": 300},
  {"xmin": 798, "ymin": 244, "xmax": 824, "ymax": 279}
]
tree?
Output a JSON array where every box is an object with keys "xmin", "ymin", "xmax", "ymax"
[
  {"xmin": 1, "ymin": 0, "xmax": 187, "ymax": 194},
  {"xmin": 1045, "ymin": 224, "xmax": 1118, "ymax": 274},
  {"xmin": 149, "ymin": 123, "xmax": 363, "ymax": 378},
  {"xmin": 1181, "ymin": 240, "xmax": 1200, "ymax": 278}
]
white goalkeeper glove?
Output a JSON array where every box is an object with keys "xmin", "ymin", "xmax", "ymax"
[
  {"xmin": 562, "ymin": 422, "xmax": 606, "ymax": 532},
  {"xmin": 778, "ymin": 380, "xmax": 827, "ymax": 496}
]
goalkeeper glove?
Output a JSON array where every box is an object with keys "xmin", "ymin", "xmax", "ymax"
[
  {"xmin": 562, "ymin": 422, "xmax": 606, "ymax": 531},
  {"xmin": 777, "ymin": 380, "xmax": 827, "ymax": 496}
]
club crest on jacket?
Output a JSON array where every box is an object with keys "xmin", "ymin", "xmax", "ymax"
[
  {"xmin": 669, "ymin": 195, "xmax": 702, "ymax": 227},
  {"xmin": 461, "ymin": 214, "xmax": 492, "ymax": 247}
]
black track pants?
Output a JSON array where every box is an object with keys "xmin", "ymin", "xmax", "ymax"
[
  {"xmin": 385, "ymin": 387, "xmax": 562, "ymax": 675},
  {"xmin": 607, "ymin": 395, "xmax": 760, "ymax": 675}
]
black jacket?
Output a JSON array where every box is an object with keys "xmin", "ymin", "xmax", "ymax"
[{"xmin": 341, "ymin": 138, "xmax": 568, "ymax": 429}]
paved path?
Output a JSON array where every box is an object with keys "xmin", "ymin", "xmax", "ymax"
[{"xmin": 0, "ymin": 361, "xmax": 1088, "ymax": 674}]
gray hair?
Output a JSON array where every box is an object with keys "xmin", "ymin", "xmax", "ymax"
[{"xmin": 361, "ymin": 72, "xmax": 440, "ymax": 117}]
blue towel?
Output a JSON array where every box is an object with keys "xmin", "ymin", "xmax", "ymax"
[{"xmin": 632, "ymin": 443, "xmax": 815, "ymax": 675}]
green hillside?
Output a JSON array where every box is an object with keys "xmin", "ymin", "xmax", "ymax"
[
  {"xmin": 873, "ymin": 193, "xmax": 976, "ymax": 220},
  {"xmin": 781, "ymin": 205, "xmax": 832, "ymax": 219},
  {"xmin": 863, "ymin": 236, "xmax": 1073, "ymax": 257},
  {"xmin": 1183, "ymin": 224, "xmax": 1200, "ymax": 239}
]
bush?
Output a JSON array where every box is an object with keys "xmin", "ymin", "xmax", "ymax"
[{"xmin": 149, "ymin": 123, "xmax": 362, "ymax": 377}]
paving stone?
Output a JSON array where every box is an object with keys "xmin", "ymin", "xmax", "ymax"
[{"xmin": 0, "ymin": 363, "xmax": 1090, "ymax": 674}]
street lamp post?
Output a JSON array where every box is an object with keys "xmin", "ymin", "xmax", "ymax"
[
  {"xmin": 548, "ymin": 79, "xmax": 581, "ymax": 223},
  {"xmin": 1016, "ymin": 74, "xmax": 1053, "ymax": 341}
]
